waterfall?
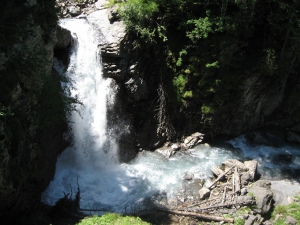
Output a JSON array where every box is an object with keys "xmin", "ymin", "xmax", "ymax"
[
  {"xmin": 42, "ymin": 19, "xmax": 300, "ymax": 215},
  {"xmin": 42, "ymin": 19, "xmax": 123, "ymax": 211},
  {"xmin": 60, "ymin": 19, "xmax": 118, "ymax": 166}
]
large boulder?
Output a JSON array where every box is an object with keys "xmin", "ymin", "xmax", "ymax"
[
  {"xmin": 244, "ymin": 160, "xmax": 258, "ymax": 181},
  {"xmin": 248, "ymin": 180, "xmax": 273, "ymax": 214},
  {"xmin": 183, "ymin": 132, "xmax": 204, "ymax": 149},
  {"xmin": 55, "ymin": 26, "xmax": 72, "ymax": 49}
]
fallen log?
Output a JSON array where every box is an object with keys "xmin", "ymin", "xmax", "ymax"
[
  {"xmin": 207, "ymin": 165, "xmax": 235, "ymax": 190},
  {"xmin": 234, "ymin": 167, "xmax": 241, "ymax": 193},
  {"xmin": 154, "ymin": 207, "xmax": 234, "ymax": 223}
]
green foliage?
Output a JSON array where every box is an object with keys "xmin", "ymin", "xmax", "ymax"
[
  {"xmin": 77, "ymin": 213, "xmax": 150, "ymax": 225},
  {"xmin": 107, "ymin": 0, "xmax": 118, "ymax": 6},
  {"xmin": 119, "ymin": 0, "xmax": 159, "ymax": 42},
  {"xmin": 173, "ymin": 74, "xmax": 187, "ymax": 90},
  {"xmin": 234, "ymin": 218, "xmax": 245, "ymax": 225},
  {"xmin": 176, "ymin": 49, "xmax": 187, "ymax": 66},
  {"xmin": 271, "ymin": 196, "xmax": 300, "ymax": 225},
  {"xmin": 120, "ymin": 0, "xmax": 300, "ymax": 132},
  {"xmin": 187, "ymin": 13, "xmax": 213, "ymax": 41},
  {"xmin": 205, "ymin": 61, "xmax": 220, "ymax": 68},
  {"xmin": 201, "ymin": 105, "xmax": 214, "ymax": 115},
  {"xmin": 183, "ymin": 90, "xmax": 193, "ymax": 98}
]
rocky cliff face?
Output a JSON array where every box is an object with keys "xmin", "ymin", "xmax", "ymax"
[
  {"xmin": 0, "ymin": 0, "xmax": 69, "ymax": 219},
  {"xmin": 54, "ymin": 0, "xmax": 300, "ymax": 149}
]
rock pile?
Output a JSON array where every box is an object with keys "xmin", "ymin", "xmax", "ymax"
[
  {"xmin": 151, "ymin": 158, "xmax": 298, "ymax": 224},
  {"xmin": 155, "ymin": 132, "xmax": 204, "ymax": 158}
]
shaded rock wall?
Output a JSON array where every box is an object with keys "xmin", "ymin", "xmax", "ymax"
[{"xmin": 0, "ymin": 0, "xmax": 69, "ymax": 219}]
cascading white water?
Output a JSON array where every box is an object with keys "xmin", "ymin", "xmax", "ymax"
[{"xmin": 42, "ymin": 19, "xmax": 300, "ymax": 214}]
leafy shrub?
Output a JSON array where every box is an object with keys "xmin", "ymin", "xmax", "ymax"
[
  {"xmin": 77, "ymin": 213, "xmax": 150, "ymax": 225},
  {"xmin": 118, "ymin": 0, "xmax": 158, "ymax": 42}
]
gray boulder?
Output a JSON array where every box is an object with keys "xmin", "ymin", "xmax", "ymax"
[
  {"xmin": 248, "ymin": 180, "xmax": 273, "ymax": 214},
  {"xmin": 68, "ymin": 6, "xmax": 81, "ymax": 16},
  {"xmin": 199, "ymin": 187, "xmax": 210, "ymax": 200},
  {"xmin": 183, "ymin": 132, "xmax": 204, "ymax": 149},
  {"xmin": 244, "ymin": 160, "xmax": 258, "ymax": 181}
]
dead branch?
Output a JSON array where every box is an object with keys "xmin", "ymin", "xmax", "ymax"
[
  {"xmin": 222, "ymin": 186, "xmax": 227, "ymax": 204},
  {"xmin": 154, "ymin": 207, "xmax": 234, "ymax": 223},
  {"xmin": 197, "ymin": 200, "xmax": 255, "ymax": 211},
  {"xmin": 234, "ymin": 167, "xmax": 241, "ymax": 193},
  {"xmin": 187, "ymin": 197, "xmax": 220, "ymax": 208},
  {"xmin": 207, "ymin": 165, "xmax": 235, "ymax": 189},
  {"xmin": 79, "ymin": 208, "xmax": 110, "ymax": 212}
]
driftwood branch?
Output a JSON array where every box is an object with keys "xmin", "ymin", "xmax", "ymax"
[
  {"xmin": 154, "ymin": 207, "xmax": 234, "ymax": 223},
  {"xmin": 222, "ymin": 186, "xmax": 227, "ymax": 203},
  {"xmin": 80, "ymin": 208, "xmax": 110, "ymax": 212},
  {"xmin": 208, "ymin": 165, "xmax": 235, "ymax": 189},
  {"xmin": 234, "ymin": 167, "xmax": 241, "ymax": 193},
  {"xmin": 197, "ymin": 200, "xmax": 255, "ymax": 211},
  {"xmin": 187, "ymin": 197, "xmax": 220, "ymax": 208}
]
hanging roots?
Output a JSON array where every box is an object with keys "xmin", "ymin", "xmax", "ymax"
[{"xmin": 155, "ymin": 83, "xmax": 175, "ymax": 140}]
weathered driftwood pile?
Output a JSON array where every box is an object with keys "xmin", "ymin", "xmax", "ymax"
[{"xmin": 152, "ymin": 159, "xmax": 274, "ymax": 224}]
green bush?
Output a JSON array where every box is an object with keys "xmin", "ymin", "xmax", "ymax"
[
  {"xmin": 118, "ymin": 0, "xmax": 158, "ymax": 42},
  {"xmin": 77, "ymin": 213, "xmax": 150, "ymax": 225}
]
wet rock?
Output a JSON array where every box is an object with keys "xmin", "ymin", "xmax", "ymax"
[
  {"xmin": 253, "ymin": 132, "xmax": 273, "ymax": 146},
  {"xmin": 287, "ymin": 131, "xmax": 300, "ymax": 143},
  {"xmin": 55, "ymin": 26, "xmax": 71, "ymax": 49},
  {"xmin": 171, "ymin": 143, "xmax": 180, "ymax": 150},
  {"xmin": 183, "ymin": 173, "xmax": 194, "ymax": 181},
  {"xmin": 68, "ymin": 6, "xmax": 81, "ymax": 16},
  {"xmin": 155, "ymin": 148, "xmax": 175, "ymax": 158},
  {"xmin": 125, "ymin": 77, "xmax": 148, "ymax": 102},
  {"xmin": 198, "ymin": 187, "xmax": 210, "ymax": 200},
  {"xmin": 100, "ymin": 43, "xmax": 121, "ymax": 58},
  {"xmin": 183, "ymin": 132, "xmax": 204, "ymax": 149}
]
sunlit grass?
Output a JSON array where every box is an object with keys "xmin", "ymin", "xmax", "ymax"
[
  {"xmin": 271, "ymin": 196, "xmax": 300, "ymax": 225},
  {"xmin": 76, "ymin": 213, "xmax": 150, "ymax": 225}
]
